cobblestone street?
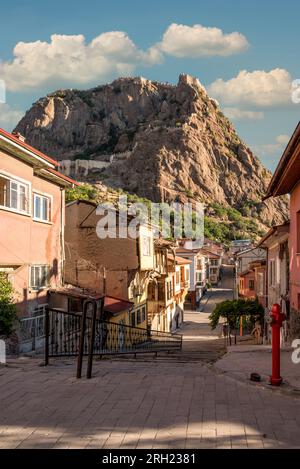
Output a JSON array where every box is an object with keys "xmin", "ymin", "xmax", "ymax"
[{"xmin": 1, "ymin": 268, "xmax": 300, "ymax": 449}]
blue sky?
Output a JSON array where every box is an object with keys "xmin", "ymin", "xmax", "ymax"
[{"xmin": 1, "ymin": 0, "xmax": 299, "ymax": 171}]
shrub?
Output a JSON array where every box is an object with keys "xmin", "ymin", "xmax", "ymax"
[
  {"xmin": 0, "ymin": 273, "xmax": 17, "ymax": 336},
  {"xmin": 65, "ymin": 183, "xmax": 97, "ymax": 203},
  {"xmin": 209, "ymin": 299, "xmax": 264, "ymax": 332}
]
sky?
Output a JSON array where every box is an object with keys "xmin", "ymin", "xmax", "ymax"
[{"xmin": 0, "ymin": 0, "xmax": 299, "ymax": 172}]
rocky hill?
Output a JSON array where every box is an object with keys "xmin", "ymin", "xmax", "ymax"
[{"xmin": 15, "ymin": 74, "xmax": 289, "ymax": 241}]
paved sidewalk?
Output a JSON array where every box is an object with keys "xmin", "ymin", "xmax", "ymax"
[
  {"xmin": 214, "ymin": 345, "xmax": 300, "ymax": 393},
  {"xmin": 1, "ymin": 357, "xmax": 300, "ymax": 449},
  {"xmin": 1, "ymin": 267, "xmax": 300, "ymax": 449}
]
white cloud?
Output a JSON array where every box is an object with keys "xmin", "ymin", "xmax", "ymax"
[
  {"xmin": 252, "ymin": 134, "xmax": 290, "ymax": 158},
  {"xmin": 223, "ymin": 107, "xmax": 264, "ymax": 121},
  {"xmin": 0, "ymin": 103, "xmax": 24, "ymax": 130},
  {"xmin": 0, "ymin": 32, "xmax": 163, "ymax": 92},
  {"xmin": 276, "ymin": 134, "xmax": 290, "ymax": 145},
  {"xmin": 208, "ymin": 69, "xmax": 293, "ymax": 107},
  {"xmin": 0, "ymin": 79, "xmax": 5, "ymax": 103},
  {"xmin": 158, "ymin": 23, "xmax": 249, "ymax": 58},
  {"xmin": 0, "ymin": 24, "xmax": 250, "ymax": 92}
]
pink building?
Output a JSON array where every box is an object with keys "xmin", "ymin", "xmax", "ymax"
[
  {"xmin": 0, "ymin": 128, "xmax": 78, "ymax": 319},
  {"xmin": 265, "ymin": 122, "xmax": 300, "ymax": 339},
  {"xmin": 239, "ymin": 270, "xmax": 256, "ymax": 301}
]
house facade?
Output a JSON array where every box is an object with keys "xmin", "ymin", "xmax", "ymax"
[
  {"xmin": 64, "ymin": 199, "xmax": 155, "ymax": 329},
  {"xmin": 236, "ymin": 247, "xmax": 266, "ymax": 275},
  {"xmin": 0, "ymin": 128, "xmax": 77, "ymax": 318},
  {"xmin": 239, "ymin": 270, "xmax": 256, "ymax": 301},
  {"xmin": 257, "ymin": 223, "xmax": 290, "ymax": 343},
  {"xmin": 265, "ymin": 121, "xmax": 300, "ymax": 340},
  {"xmin": 202, "ymin": 249, "xmax": 222, "ymax": 285},
  {"xmin": 250, "ymin": 260, "xmax": 267, "ymax": 308},
  {"xmin": 147, "ymin": 240, "xmax": 191, "ymax": 332},
  {"xmin": 176, "ymin": 242, "xmax": 207, "ymax": 309}
]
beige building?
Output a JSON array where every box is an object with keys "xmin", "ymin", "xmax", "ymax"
[
  {"xmin": 147, "ymin": 240, "xmax": 191, "ymax": 332},
  {"xmin": 64, "ymin": 199, "xmax": 156, "ymax": 329}
]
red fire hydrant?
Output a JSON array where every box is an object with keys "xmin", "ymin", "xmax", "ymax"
[{"xmin": 270, "ymin": 304, "xmax": 286, "ymax": 386}]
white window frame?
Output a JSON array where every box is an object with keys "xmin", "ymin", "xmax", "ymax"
[
  {"xmin": 33, "ymin": 191, "xmax": 52, "ymax": 223},
  {"xmin": 142, "ymin": 235, "xmax": 151, "ymax": 257},
  {"xmin": 29, "ymin": 265, "xmax": 50, "ymax": 291},
  {"xmin": 269, "ymin": 260, "xmax": 276, "ymax": 287},
  {"xmin": 0, "ymin": 171, "xmax": 31, "ymax": 215}
]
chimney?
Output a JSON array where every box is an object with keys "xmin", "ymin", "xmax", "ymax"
[{"xmin": 12, "ymin": 131, "xmax": 26, "ymax": 143}]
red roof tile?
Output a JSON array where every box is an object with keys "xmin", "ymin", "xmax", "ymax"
[
  {"xmin": 45, "ymin": 167, "xmax": 80, "ymax": 186},
  {"xmin": 104, "ymin": 296, "xmax": 134, "ymax": 314}
]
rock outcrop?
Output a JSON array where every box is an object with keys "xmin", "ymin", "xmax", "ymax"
[{"xmin": 15, "ymin": 74, "xmax": 289, "ymax": 235}]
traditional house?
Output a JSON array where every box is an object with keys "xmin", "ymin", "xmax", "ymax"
[
  {"xmin": 257, "ymin": 223, "xmax": 290, "ymax": 309},
  {"xmin": 250, "ymin": 260, "xmax": 267, "ymax": 308},
  {"xmin": 202, "ymin": 249, "xmax": 222, "ymax": 285},
  {"xmin": 256, "ymin": 223, "xmax": 290, "ymax": 343},
  {"xmin": 63, "ymin": 199, "xmax": 155, "ymax": 329},
  {"xmin": 203, "ymin": 239, "xmax": 225, "ymax": 259},
  {"xmin": 264, "ymin": 121, "xmax": 300, "ymax": 340},
  {"xmin": 238, "ymin": 270, "xmax": 256, "ymax": 301},
  {"xmin": 0, "ymin": 128, "xmax": 77, "ymax": 320},
  {"xmin": 147, "ymin": 240, "xmax": 191, "ymax": 332},
  {"xmin": 229, "ymin": 239, "xmax": 253, "ymax": 255},
  {"xmin": 49, "ymin": 286, "xmax": 133, "ymax": 323},
  {"xmin": 236, "ymin": 247, "xmax": 266, "ymax": 276},
  {"xmin": 176, "ymin": 241, "xmax": 207, "ymax": 309}
]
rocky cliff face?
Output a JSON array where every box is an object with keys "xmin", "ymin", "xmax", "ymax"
[{"xmin": 15, "ymin": 74, "xmax": 288, "ymax": 235}]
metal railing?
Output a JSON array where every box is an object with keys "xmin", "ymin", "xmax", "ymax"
[
  {"xmin": 44, "ymin": 304, "xmax": 182, "ymax": 378},
  {"xmin": 19, "ymin": 314, "xmax": 45, "ymax": 353}
]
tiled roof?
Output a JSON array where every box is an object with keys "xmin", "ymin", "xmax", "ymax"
[
  {"xmin": 0, "ymin": 128, "xmax": 79, "ymax": 187},
  {"xmin": 0, "ymin": 127, "xmax": 60, "ymax": 167},
  {"xmin": 104, "ymin": 296, "xmax": 134, "ymax": 314}
]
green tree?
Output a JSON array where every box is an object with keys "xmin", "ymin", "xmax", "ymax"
[
  {"xmin": 0, "ymin": 273, "xmax": 17, "ymax": 336},
  {"xmin": 209, "ymin": 299, "xmax": 264, "ymax": 332}
]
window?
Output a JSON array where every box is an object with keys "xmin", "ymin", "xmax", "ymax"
[
  {"xmin": 176, "ymin": 272, "xmax": 180, "ymax": 284},
  {"xmin": 148, "ymin": 282, "xmax": 156, "ymax": 301},
  {"xmin": 142, "ymin": 235, "xmax": 151, "ymax": 256},
  {"xmin": 30, "ymin": 265, "xmax": 50, "ymax": 290},
  {"xmin": 186, "ymin": 269, "xmax": 190, "ymax": 282},
  {"xmin": 33, "ymin": 193, "xmax": 51, "ymax": 222},
  {"xmin": 249, "ymin": 280, "xmax": 255, "ymax": 291},
  {"xmin": 211, "ymin": 259, "xmax": 219, "ymax": 266},
  {"xmin": 0, "ymin": 175, "xmax": 29, "ymax": 213},
  {"xmin": 158, "ymin": 283, "xmax": 164, "ymax": 302},
  {"xmin": 211, "ymin": 268, "xmax": 218, "ymax": 275},
  {"xmin": 197, "ymin": 272, "xmax": 202, "ymax": 283},
  {"xmin": 137, "ymin": 306, "xmax": 146, "ymax": 324},
  {"xmin": 166, "ymin": 281, "xmax": 172, "ymax": 301},
  {"xmin": 269, "ymin": 260, "xmax": 276, "ymax": 287},
  {"xmin": 130, "ymin": 311, "xmax": 136, "ymax": 327}
]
